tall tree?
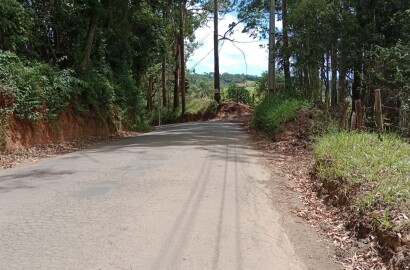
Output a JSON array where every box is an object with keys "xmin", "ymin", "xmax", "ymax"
[
  {"xmin": 282, "ymin": 0, "xmax": 290, "ymax": 88},
  {"xmin": 268, "ymin": 0, "xmax": 276, "ymax": 95}
]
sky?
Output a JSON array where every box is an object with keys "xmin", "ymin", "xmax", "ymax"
[{"xmin": 187, "ymin": 13, "xmax": 269, "ymax": 76}]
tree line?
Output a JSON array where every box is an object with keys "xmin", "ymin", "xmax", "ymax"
[
  {"xmin": 235, "ymin": 0, "xmax": 410, "ymax": 129},
  {"xmin": 0, "ymin": 0, "xmax": 211, "ymax": 129},
  {"xmin": 1, "ymin": 0, "xmax": 409, "ymax": 131}
]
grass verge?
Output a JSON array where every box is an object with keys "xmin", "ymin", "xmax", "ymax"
[
  {"xmin": 314, "ymin": 132, "xmax": 410, "ymax": 250},
  {"xmin": 252, "ymin": 95, "xmax": 307, "ymax": 135}
]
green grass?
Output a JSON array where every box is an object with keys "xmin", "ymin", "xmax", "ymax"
[
  {"xmin": 151, "ymin": 97, "xmax": 217, "ymax": 124},
  {"xmin": 314, "ymin": 132, "xmax": 410, "ymax": 233},
  {"xmin": 252, "ymin": 96, "xmax": 307, "ymax": 135}
]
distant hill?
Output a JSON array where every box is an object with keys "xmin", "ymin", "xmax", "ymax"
[{"xmin": 188, "ymin": 72, "xmax": 260, "ymax": 88}]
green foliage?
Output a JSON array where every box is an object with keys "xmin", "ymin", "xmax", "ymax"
[
  {"xmin": 256, "ymin": 71, "xmax": 268, "ymax": 99},
  {"xmin": 186, "ymin": 98, "xmax": 216, "ymax": 114},
  {"xmin": 78, "ymin": 68, "xmax": 114, "ymax": 111},
  {"xmin": 0, "ymin": 50, "xmax": 81, "ymax": 120},
  {"xmin": 252, "ymin": 95, "xmax": 307, "ymax": 135},
  {"xmin": 0, "ymin": 0, "xmax": 211, "ymax": 132},
  {"xmin": 314, "ymin": 132, "xmax": 410, "ymax": 232},
  {"xmin": 369, "ymin": 41, "xmax": 410, "ymax": 95},
  {"xmin": 0, "ymin": 0, "xmax": 32, "ymax": 51},
  {"xmin": 226, "ymin": 84, "xmax": 251, "ymax": 104},
  {"xmin": 112, "ymin": 72, "xmax": 146, "ymax": 130}
]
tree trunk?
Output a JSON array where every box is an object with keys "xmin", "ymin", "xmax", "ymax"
[
  {"xmin": 162, "ymin": 57, "xmax": 167, "ymax": 107},
  {"xmin": 352, "ymin": 60, "xmax": 361, "ymax": 111},
  {"xmin": 282, "ymin": 0, "xmax": 290, "ymax": 88},
  {"xmin": 81, "ymin": 10, "xmax": 98, "ymax": 70},
  {"xmin": 338, "ymin": 0, "xmax": 349, "ymax": 102},
  {"xmin": 321, "ymin": 56, "xmax": 329, "ymax": 107},
  {"xmin": 173, "ymin": 36, "xmax": 180, "ymax": 110},
  {"xmin": 147, "ymin": 78, "xmax": 153, "ymax": 112},
  {"xmin": 268, "ymin": 0, "xmax": 276, "ymax": 95},
  {"xmin": 339, "ymin": 52, "xmax": 347, "ymax": 101},
  {"xmin": 179, "ymin": 0, "xmax": 186, "ymax": 114},
  {"xmin": 331, "ymin": 43, "xmax": 337, "ymax": 107},
  {"xmin": 326, "ymin": 53, "xmax": 331, "ymax": 108}
]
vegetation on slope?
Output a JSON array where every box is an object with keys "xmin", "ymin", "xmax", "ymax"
[
  {"xmin": 252, "ymin": 95, "xmax": 307, "ymax": 136},
  {"xmin": 314, "ymin": 133, "xmax": 410, "ymax": 239}
]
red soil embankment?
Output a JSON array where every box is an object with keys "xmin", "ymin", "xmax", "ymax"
[{"xmin": 4, "ymin": 109, "xmax": 115, "ymax": 149}]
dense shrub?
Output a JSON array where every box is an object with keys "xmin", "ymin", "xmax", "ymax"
[
  {"xmin": 0, "ymin": 51, "xmax": 81, "ymax": 120},
  {"xmin": 252, "ymin": 95, "xmax": 307, "ymax": 135}
]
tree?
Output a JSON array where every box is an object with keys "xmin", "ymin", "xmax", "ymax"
[
  {"xmin": 268, "ymin": 0, "xmax": 276, "ymax": 96},
  {"xmin": 282, "ymin": 0, "xmax": 290, "ymax": 88},
  {"xmin": 227, "ymin": 84, "xmax": 251, "ymax": 104}
]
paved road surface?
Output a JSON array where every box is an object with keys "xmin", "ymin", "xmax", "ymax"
[{"xmin": 0, "ymin": 122, "xmax": 308, "ymax": 270}]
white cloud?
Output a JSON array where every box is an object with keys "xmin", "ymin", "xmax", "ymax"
[{"xmin": 187, "ymin": 13, "xmax": 269, "ymax": 76}]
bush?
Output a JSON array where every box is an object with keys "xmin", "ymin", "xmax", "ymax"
[
  {"xmin": 252, "ymin": 95, "xmax": 307, "ymax": 135},
  {"xmin": 226, "ymin": 84, "xmax": 251, "ymax": 104},
  {"xmin": 0, "ymin": 50, "xmax": 82, "ymax": 120}
]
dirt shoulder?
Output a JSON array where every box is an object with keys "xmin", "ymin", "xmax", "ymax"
[
  {"xmin": 0, "ymin": 131, "xmax": 140, "ymax": 170},
  {"xmin": 242, "ymin": 116, "xmax": 390, "ymax": 269}
]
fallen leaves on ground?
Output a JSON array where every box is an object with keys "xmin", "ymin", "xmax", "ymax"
[{"xmin": 247, "ymin": 128, "xmax": 388, "ymax": 270}]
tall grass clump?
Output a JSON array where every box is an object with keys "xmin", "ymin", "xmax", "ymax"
[
  {"xmin": 252, "ymin": 95, "xmax": 307, "ymax": 135},
  {"xmin": 314, "ymin": 132, "xmax": 410, "ymax": 233}
]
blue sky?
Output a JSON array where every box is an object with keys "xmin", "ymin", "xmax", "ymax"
[{"xmin": 187, "ymin": 13, "xmax": 270, "ymax": 76}]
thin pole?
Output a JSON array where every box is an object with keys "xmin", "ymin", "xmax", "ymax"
[
  {"xmin": 158, "ymin": 77, "xmax": 161, "ymax": 126},
  {"xmin": 180, "ymin": 0, "xmax": 186, "ymax": 114},
  {"xmin": 268, "ymin": 0, "xmax": 276, "ymax": 96},
  {"xmin": 213, "ymin": 0, "xmax": 221, "ymax": 103}
]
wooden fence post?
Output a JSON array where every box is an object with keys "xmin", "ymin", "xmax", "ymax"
[
  {"xmin": 351, "ymin": 112, "xmax": 357, "ymax": 130},
  {"xmin": 339, "ymin": 98, "xmax": 349, "ymax": 130},
  {"xmin": 374, "ymin": 89, "xmax": 383, "ymax": 132},
  {"xmin": 355, "ymin": 99, "xmax": 364, "ymax": 130}
]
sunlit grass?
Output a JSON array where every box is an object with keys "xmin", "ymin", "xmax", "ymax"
[
  {"xmin": 314, "ymin": 132, "xmax": 410, "ymax": 232},
  {"xmin": 186, "ymin": 98, "xmax": 216, "ymax": 114},
  {"xmin": 252, "ymin": 96, "xmax": 307, "ymax": 135}
]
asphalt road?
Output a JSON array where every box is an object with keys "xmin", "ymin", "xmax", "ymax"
[{"xmin": 0, "ymin": 121, "xmax": 308, "ymax": 270}]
